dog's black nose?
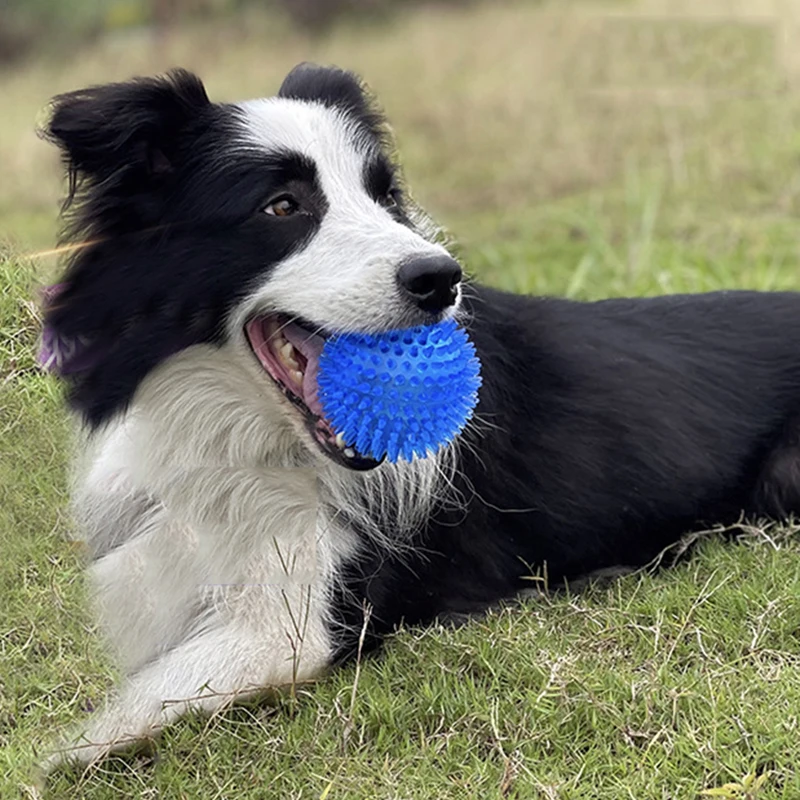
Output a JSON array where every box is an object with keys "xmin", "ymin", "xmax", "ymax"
[{"xmin": 397, "ymin": 255, "xmax": 462, "ymax": 314}]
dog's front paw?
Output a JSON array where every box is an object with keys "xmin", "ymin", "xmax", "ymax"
[{"xmin": 41, "ymin": 694, "xmax": 163, "ymax": 775}]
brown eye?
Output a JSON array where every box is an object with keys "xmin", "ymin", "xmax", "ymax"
[
  {"xmin": 264, "ymin": 196, "xmax": 299, "ymax": 217},
  {"xmin": 380, "ymin": 188, "xmax": 401, "ymax": 209}
]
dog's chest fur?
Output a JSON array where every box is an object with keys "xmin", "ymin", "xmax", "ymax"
[{"xmin": 74, "ymin": 344, "xmax": 363, "ymax": 677}]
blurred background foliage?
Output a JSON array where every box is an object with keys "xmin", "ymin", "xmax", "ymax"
[
  {"xmin": 2, "ymin": 0, "xmax": 800, "ymax": 293},
  {"xmin": 0, "ymin": 0, "xmax": 481, "ymax": 63}
]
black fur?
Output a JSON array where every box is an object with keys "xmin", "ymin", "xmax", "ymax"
[
  {"xmin": 278, "ymin": 62, "xmax": 387, "ymax": 145},
  {"xmin": 332, "ymin": 288, "xmax": 800, "ymax": 657},
  {"xmin": 44, "ymin": 69, "xmax": 213, "ymax": 238},
  {"xmin": 43, "ymin": 71, "xmax": 329, "ymax": 425}
]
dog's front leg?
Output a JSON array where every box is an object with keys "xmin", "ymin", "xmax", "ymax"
[
  {"xmin": 44, "ymin": 580, "xmax": 331, "ymax": 771},
  {"xmin": 48, "ymin": 465, "xmax": 341, "ymax": 771}
]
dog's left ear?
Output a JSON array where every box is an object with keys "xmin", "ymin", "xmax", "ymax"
[
  {"xmin": 43, "ymin": 69, "xmax": 211, "ymax": 202},
  {"xmin": 278, "ymin": 63, "xmax": 385, "ymax": 142}
]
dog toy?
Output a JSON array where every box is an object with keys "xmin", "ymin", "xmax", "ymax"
[{"xmin": 317, "ymin": 319, "xmax": 482, "ymax": 463}]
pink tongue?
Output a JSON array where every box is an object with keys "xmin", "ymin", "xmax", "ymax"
[{"xmin": 283, "ymin": 322, "xmax": 326, "ymax": 417}]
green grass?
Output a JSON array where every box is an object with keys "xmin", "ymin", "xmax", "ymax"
[{"xmin": 4, "ymin": 0, "xmax": 800, "ymax": 797}]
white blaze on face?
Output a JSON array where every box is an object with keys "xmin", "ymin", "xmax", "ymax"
[{"xmin": 232, "ymin": 98, "xmax": 452, "ymax": 334}]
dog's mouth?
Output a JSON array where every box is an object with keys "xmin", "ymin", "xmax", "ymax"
[{"xmin": 244, "ymin": 314, "xmax": 382, "ymax": 470}]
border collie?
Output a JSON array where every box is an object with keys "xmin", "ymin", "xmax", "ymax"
[{"xmin": 41, "ymin": 64, "xmax": 800, "ymax": 768}]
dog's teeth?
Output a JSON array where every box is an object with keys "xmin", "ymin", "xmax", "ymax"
[
  {"xmin": 290, "ymin": 369, "xmax": 303, "ymax": 386},
  {"xmin": 280, "ymin": 341, "xmax": 299, "ymax": 368},
  {"xmin": 335, "ymin": 432, "xmax": 346, "ymax": 449},
  {"xmin": 343, "ymin": 447, "xmax": 355, "ymax": 458}
]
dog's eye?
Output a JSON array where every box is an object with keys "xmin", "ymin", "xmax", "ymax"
[
  {"xmin": 264, "ymin": 196, "xmax": 299, "ymax": 217},
  {"xmin": 379, "ymin": 188, "xmax": 402, "ymax": 209}
]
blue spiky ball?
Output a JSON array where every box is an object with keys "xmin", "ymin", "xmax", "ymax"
[{"xmin": 317, "ymin": 320, "xmax": 482, "ymax": 463}]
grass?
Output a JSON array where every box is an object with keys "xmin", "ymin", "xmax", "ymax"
[{"xmin": 3, "ymin": 0, "xmax": 800, "ymax": 796}]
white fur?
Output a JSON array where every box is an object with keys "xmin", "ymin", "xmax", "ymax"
[
  {"xmin": 230, "ymin": 99, "xmax": 456, "ymax": 335},
  {"xmin": 50, "ymin": 345, "xmax": 350, "ymax": 765},
  {"xmin": 49, "ymin": 98, "xmax": 462, "ymax": 768}
]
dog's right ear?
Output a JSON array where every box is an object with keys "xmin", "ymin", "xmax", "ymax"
[{"xmin": 42, "ymin": 69, "xmax": 210, "ymax": 201}]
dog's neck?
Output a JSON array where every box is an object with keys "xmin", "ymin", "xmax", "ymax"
[{"xmin": 82, "ymin": 343, "xmax": 451, "ymax": 557}]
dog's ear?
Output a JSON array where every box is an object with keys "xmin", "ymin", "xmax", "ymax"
[
  {"xmin": 43, "ymin": 69, "xmax": 210, "ymax": 201},
  {"xmin": 278, "ymin": 63, "xmax": 385, "ymax": 142},
  {"xmin": 279, "ymin": 63, "xmax": 369, "ymax": 116}
]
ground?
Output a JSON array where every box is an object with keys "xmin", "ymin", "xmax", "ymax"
[{"xmin": 2, "ymin": 0, "xmax": 800, "ymax": 797}]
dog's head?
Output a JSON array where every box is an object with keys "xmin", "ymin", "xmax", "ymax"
[{"xmin": 43, "ymin": 65, "xmax": 462, "ymax": 470}]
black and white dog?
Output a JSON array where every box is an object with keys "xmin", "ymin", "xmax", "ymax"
[{"xmin": 43, "ymin": 64, "xmax": 800, "ymax": 766}]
